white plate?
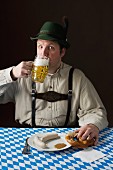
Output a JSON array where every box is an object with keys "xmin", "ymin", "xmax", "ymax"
[{"xmin": 28, "ymin": 132, "xmax": 71, "ymax": 151}]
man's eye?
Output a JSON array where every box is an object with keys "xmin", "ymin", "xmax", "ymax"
[
  {"xmin": 37, "ymin": 45, "xmax": 43, "ymax": 49},
  {"xmin": 49, "ymin": 46, "xmax": 55, "ymax": 50}
]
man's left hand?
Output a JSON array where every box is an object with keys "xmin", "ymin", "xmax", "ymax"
[{"xmin": 74, "ymin": 124, "xmax": 99, "ymax": 145}]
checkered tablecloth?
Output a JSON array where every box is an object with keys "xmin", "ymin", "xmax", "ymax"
[{"xmin": 0, "ymin": 127, "xmax": 113, "ymax": 170}]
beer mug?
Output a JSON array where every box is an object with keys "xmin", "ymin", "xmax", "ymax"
[{"xmin": 32, "ymin": 55, "xmax": 49, "ymax": 83}]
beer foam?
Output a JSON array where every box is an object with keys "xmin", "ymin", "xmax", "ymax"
[{"xmin": 34, "ymin": 58, "xmax": 49, "ymax": 66}]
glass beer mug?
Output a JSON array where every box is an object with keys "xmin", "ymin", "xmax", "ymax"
[{"xmin": 32, "ymin": 55, "xmax": 49, "ymax": 83}]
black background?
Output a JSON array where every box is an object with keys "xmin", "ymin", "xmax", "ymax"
[{"xmin": 0, "ymin": 0, "xmax": 113, "ymax": 127}]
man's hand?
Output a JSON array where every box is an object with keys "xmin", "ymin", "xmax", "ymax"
[
  {"xmin": 74, "ymin": 124, "xmax": 99, "ymax": 145},
  {"xmin": 11, "ymin": 61, "xmax": 33, "ymax": 79}
]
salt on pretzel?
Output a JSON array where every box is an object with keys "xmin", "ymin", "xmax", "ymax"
[{"xmin": 65, "ymin": 131, "xmax": 95, "ymax": 148}]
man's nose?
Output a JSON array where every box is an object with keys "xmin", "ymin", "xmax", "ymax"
[{"xmin": 42, "ymin": 47, "xmax": 49, "ymax": 57}]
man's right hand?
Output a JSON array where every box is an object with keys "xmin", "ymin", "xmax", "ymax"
[{"xmin": 11, "ymin": 61, "xmax": 33, "ymax": 79}]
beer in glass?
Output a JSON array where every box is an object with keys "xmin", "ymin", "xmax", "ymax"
[{"xmin": 32, "ymin": 56, "xmax": 49, "ymax": 83}]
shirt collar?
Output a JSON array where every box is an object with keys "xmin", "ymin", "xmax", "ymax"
[
  {"xmin": 47, "ymin": 62, "xmax": 64, "ymax": 77},
  {"xmin": 47, "ymin": 62, "xmax": 71, "ymax": 80}
]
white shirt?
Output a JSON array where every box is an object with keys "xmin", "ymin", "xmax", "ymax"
[{"xmin": 0, "ymin": 62, "xmax": 108, "ymax": 129}]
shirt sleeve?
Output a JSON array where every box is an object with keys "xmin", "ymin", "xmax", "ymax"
[
  {"xmin": 0, "ymin": 67, "xmax": 14, "ymax": 86},
  {"xmin": 77, "ymin": 72, "xmax": 108, "ymax": 130},
  {"xmin": 0, "ymin": 67, "xmax": 16, "ymax": 103}
]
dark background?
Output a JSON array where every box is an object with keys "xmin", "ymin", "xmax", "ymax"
[{"xmin": 0, "ymin": 0, "xmax": 113, "ymax": 127}]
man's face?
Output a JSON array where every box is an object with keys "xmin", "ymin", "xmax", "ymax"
[{"xmin": 37, "ymin": 39, "xmax": 66, "ymax": 72}]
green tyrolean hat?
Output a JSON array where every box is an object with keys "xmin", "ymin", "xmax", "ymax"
[{"xmin": 30, "ymin": 16, "xmax": 70, "ymax": 49}]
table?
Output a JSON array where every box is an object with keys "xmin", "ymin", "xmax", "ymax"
[{"xmin": 0, "ymin": 127, "xmax": 113, "ymax": 170}]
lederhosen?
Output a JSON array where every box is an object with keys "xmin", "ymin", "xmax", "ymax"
[{"xmin": 31, "ymin": 67, "xmax": 79, "ymax": 127}]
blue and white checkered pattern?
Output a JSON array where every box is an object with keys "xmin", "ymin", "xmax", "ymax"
[{"xmin": 0, "ymin": 127, "xmax": 113, "ymax": 170}]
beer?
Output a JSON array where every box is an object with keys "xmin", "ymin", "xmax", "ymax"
[{"xmin": 32, "ymin": 57, "xmax": 49, "ymax": 83}]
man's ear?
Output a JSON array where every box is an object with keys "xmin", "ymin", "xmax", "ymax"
[{"xmin": 60, "ymin": 48, "xmax": 66, "ymax": 58}]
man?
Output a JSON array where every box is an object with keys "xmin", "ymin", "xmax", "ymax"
[{"xmin": 0, "ymin": 17, "xmax": 108, "ymax": 145}]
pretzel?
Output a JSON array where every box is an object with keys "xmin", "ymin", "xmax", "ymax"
[{"xmin": 65, "ymin": 132, "xmax": 95, "ymax": 148}]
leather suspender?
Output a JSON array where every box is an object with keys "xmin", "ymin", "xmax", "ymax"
[
  {"xmin": 64, "ymin": 67, "xmax": 74, "ymax": 126},
  {"xmin": 31, "ymin": 81, "xmax": 36, "ymax": 127},
  {"xmin": 31, "ymin": 67, "xmax": 75, "ymax": 127}
]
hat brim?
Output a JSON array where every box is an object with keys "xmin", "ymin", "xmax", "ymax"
[{"xmin": 30, "ymin": 34, "xmax": 70, "ymax": 48}]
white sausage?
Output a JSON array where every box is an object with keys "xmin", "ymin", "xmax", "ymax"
[
  {"xmin": 33, "ymin": 132, "xmax": 59, "ymax": 149},
  {"xmin": 34, "ymin": 136, "xmax": 47, "ymax": 149},
  {"xmin": 41, "ymin": 132, "xmax": 59, "ymax": 142}
]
